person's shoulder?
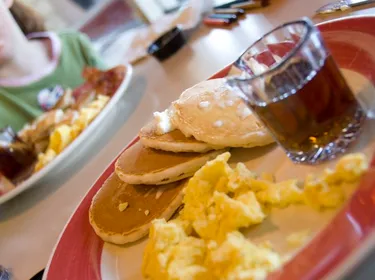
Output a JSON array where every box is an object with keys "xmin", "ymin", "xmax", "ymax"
[
  {"xmin": 56, "ymin": 30, "xmax": 106, "ymax": 69},
  {"xmin": 57, "ymin": 30, "xmax": 90, "ymax": 44},
  {"xmin": 56, "ymin": 30, "xmax": 95, "ymax": 56},
  {"xmin": 0, "ymin": 87, "xmax": 8, "ymax": 95}
]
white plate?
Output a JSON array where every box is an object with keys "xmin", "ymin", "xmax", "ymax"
[{"xmin": 0, "ymin": 64, "xmax": 133, "ymax": 205}]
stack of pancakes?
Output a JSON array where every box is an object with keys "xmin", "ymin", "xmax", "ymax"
[{"xmin": 89, "ymin": 78, "xmax": 274, "ymax": 245}]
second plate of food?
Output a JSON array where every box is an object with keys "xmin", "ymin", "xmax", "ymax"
[{"xmin": 0, "ymin": 64, "xmax": 133, "ymax": 205}]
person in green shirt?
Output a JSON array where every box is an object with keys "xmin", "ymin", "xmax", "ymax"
[{"xmin": 0, "ymin": 0, "xmax": 106, "ymax": 131}]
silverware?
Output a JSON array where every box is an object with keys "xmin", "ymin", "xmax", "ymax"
[
  {"xmin": 316, "ymin": 0, "xmax": 351, "ymax": 14},
  {"xmin": 316, "ymin": 0, "xmax": 375, "ymax": 14}
]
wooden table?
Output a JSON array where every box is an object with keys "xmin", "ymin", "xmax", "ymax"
[{"xmin": 1, "ymin": 1, "xmax": 375, "ymax": 279}]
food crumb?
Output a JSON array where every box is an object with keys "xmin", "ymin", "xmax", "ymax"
[
  {"xmin": 286, "ymin": 230, "xmax": 310, "ymax": 248},
  {"xmin": 145, "ymin": 210, "xmax": 150, "ymax": 216},
  {"xmin": 138, "ymin": 208, "xmax": 142, "ymax": 211},
  {"xmin": 259, "ymin": 240, "xmax": 273, "ymax": 249},
  {"xmin": 118, "ymin": 202, "xmax": 129, "ymax": 212}
]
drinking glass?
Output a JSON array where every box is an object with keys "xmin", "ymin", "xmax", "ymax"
[{"xmin": 227, "ymin": 18, "xmax": 365, "ymax": 164}]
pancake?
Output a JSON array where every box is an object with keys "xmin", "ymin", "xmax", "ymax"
[
  {"xmin": 115, "ymin": 141, "xmax": 225, "ymax": 185},
  {"xmin": 171, "ymin": 79, "xmax": 275, "ymax": 147},
  {"xmin": 139, "ymin": 120, "xmax": 221, "ymax": 153},
  {"xmin": 89, "ymin": 173, "xmax": 186, "ymax": 244}
]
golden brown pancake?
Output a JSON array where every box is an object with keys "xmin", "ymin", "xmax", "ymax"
[
  {"xmin": 139, "ymin": 120, "xmax": 221, "ymax": 153},
  {"xmin": 115, "ymin": 141, "xmax": 225, "ymax": 185},
  {"xmin": 89, "ymin": 173, "xmax": 186, "ymax": 244}
]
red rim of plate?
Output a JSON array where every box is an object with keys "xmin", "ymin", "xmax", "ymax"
[{"xmin": 44, "ymin": 15, "xmax": 375, "ymax": 280}]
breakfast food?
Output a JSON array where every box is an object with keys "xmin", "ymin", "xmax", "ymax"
[
  {"xmin": 18, "ymin": 109, "xmax": 64, "ymax": 146},
  {"xmin": 171, "ymin": 79, "xmax": 275, "ymax": 147},
  {"xmin": 81, "ymin": 65, "xmax": 126, "ymax": 98},
  {"xmin": 18, "ymin": 108, "xmax": 80, "ymax": 154},
  {"xmin": 89, "ymin": 173, "xmax": 186, "ymax": 244},
  {"xmin": 52, "ymin": 88, "xmax": 75, "ymax": 110},
  {"xmin": 9, "ymin": 65, "xmax": 127, "ymax": 179},
  {"xmin": 81, "ymin": 72, "xmax": 370, "ymax": 279},
  {"xmin": 0, "ymin": 127, "xmax": 36, "ymax": 183},
  {"xmin": 34, "ymin": 95, "xmax": 109, "ymax": 172},
  {"xmin": 143, "ymin": 219, "xmax": 282, "ymax": 280},
  {"xmin": 142, "ymin": 152, "xmax": 368, "ymax": 279},
  {"xmin": 139, "ymin": 119, "xmax": 220, "ymax": 153},
  {"xmin": 115, "ymin": 141, "xmax": 225, "ymax": 185},
  {"xmin": 57, "ymin": 109, "xmax": 79, "ymax": 126},
  {"xmin": 139, "ymin": 78, "xmax": 275, "ymax": 153}
]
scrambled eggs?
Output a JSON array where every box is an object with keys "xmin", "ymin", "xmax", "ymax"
[
  {"xmin": 181, "ymin": 153, "xmax": 265, "ymax": 242},
  {"xmin": 143, "ymin": 219, "xmax": 207, "ymax": 280},
  {"xmin": 34, "ymin": 95, "xmax": 109, "ymax": 171},
  {"xmin": 142, "ymin": 152, "xmax": 368, "ymax": 280},
  {"xmin": 206, "ymin": 231, "xmax": 282, "ymax": 280},
  {"xmin": 34, "ymin": 149, "xmax": 57, "ymax": 172}
]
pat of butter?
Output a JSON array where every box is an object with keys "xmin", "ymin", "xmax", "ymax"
[{"xmin": 153, "ymin": 110, "xmax": 175, "ymax": 135}]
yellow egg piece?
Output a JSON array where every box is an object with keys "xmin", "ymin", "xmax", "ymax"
[
  {"xmin": 206, "ymin": 231, "xmax": 282, "ymax": 280},
  {"xmin": 304, "ymin": 174, "xmax": 345, "ymax": 210},
  {"xmin": 329, "ymin": 153, "xmax": 368, "ymax": 183},
  {"xmin": 34, "ymin": 149, "xmax": 57, "ymax": 172},
  {"xmin": 227, "ymin": 162, "xmax": 257, "ymax": 194},
  {"xmin": 48, "ymin": 124, "xmax": 73, "ymax": 154},
  {"xmin": 256, "ymin": 179, "xmax": 304, "ymax": 208},
  {"xmin": 74, "ymin": 107, "xmax": 100, "ymax": 130},
  {"xmin": 70, "ymin": 124, "xmax": 82, "ymax": 139},
  {"xmin": 143, "ymin": 219, "xmax": 207, "ymax": 280},
  {"xmin": 87, "ymin": 94, "xmax": 109, "ymax": 110},
  {"xmin": 182, "ymin": 152, "xmax": 232, "ymax": 223}
]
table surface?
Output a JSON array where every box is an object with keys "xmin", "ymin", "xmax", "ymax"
[{"xmin": 2, "ymin": 1, "xmax": 375, "ymax": 279}]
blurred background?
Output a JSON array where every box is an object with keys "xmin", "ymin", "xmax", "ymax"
[{"xmin": 21, "ymin": 0, "xmax": 189, "ymax": 52}]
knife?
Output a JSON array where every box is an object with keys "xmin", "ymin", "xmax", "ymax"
[{"xmin": 316, "ymin": 0, "xmax": 375, "ymax": 14}]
